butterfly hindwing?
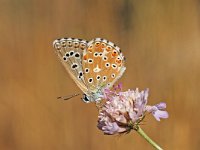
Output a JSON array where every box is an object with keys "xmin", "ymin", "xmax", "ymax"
[{"xmin": 82, "ymin": 38, "xmax": 126, "ymax": 93}]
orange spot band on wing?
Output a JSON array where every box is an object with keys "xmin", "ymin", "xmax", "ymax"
[
  {"xmin": 116, "ymin": 59, "xmax": 122, "ymax": 64},
  {"xmin": 101, "ymin": 43, "xmax": 106, "ymax": 48},
  {"xmin": 83, "ymin": 55, "xmax": 87, "ymax": 60},
  {"xmin": 106, "ymin": 46, "xmax": 112, "ymax": 51},
  {"xmin": 111, "ymin": 51, "xmax": 118, "ymax": 57}
]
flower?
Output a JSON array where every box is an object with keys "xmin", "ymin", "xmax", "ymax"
[
  {"xmin": 97, "ymin": 86, "xmax": 168, "ymax": 135},
  {"xmin": 146, "ymin": 102, "xmax": 169, "ymax": 121}
]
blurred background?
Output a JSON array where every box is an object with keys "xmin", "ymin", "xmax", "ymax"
[{"xmin": 0, "ymin": 0, "xmax": 200, "ymax": 149}]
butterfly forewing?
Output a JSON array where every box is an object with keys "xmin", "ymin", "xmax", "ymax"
[{"xmin": 53, "ymin": 38, "xmax": 88, "ymax": 93}]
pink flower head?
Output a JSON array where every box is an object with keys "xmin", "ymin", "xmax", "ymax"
[{"xmin": 97, "ymin": 86, "xmax": 168, "ymax": 135}]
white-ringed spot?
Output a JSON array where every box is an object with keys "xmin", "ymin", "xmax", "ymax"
[
  {"xmin": 88, "ymin": 78, "xmax": 93, "ymax": 83},
  {"xmin": 96, "ymin": 75, "xmax": 101, "ymax": 80},
  {"xmin": 103, "ymin": 56, "xmax": 108, "ymax": 61},
  {"xmin": 103, "ymin": 76, "xmax": 107, "ymax": 81},
  {"xmin": 63, "ymin": 56, "xmax": 67, "ymax": 61},
  {"xmin": 71, "ymin": 63, "xmax": 79, "ymax": 70},
  {"xmin": 94, "ymin": 52, "xmax": 98, "ymax": 57},
  {"xmin": 99, "ymin": 52, "xmax": 103, "ymax": 57},
  {"xmin": 105, "ymin": 62, "xmax": 110, "ymax": 68},
  {"xmin": 69, "ymin": 50, "xmax": 74, "ymax": 56},
  {"xmin": 78, "ymin": 71, "xmax": 83, "ymax": 80},
  {"xmin": 74, "ymin": 52, "xmax": 80, "ymax": 59},
  {"xmin": 65, "ymin": 52, "xmax": 70, "ymax": 58},
  {"xmin": 111, "ymin": 73, "xmax": 116, "ymax": 78},
  {"xmin": 85, "ymin": 68, "xmax": 90, "ymax": 73},
  {"xmin": 112, "ymin": 64, "xmax": 117, "ymax": 69},
  {"xmin": 88, "ymin": 59, "xmax": 93, "ymax": 64}
]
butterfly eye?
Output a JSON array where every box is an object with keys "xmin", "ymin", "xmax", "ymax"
[{"xmin": 82, "ymin": 94, "xmax": 90, "ymax": 103}]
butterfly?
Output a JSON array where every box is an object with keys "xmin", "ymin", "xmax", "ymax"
[{"xmin": 53, "ymin": 38, "xmax": 126, "ymax": 103}]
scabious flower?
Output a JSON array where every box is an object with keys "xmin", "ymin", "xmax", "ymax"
[{"xmin": 97, "ymin": 85, "xmax": 168, "ymax": 135}]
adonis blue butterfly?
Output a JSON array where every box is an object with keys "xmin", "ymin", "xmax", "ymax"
[{"xmin": 53, "ymin": 38, "xmax": 126, "ymax": 103}]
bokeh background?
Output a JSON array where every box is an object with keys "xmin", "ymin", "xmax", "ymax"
[{"xmin": 0, "ymin": 0, "xmax": 200, "ymax": 149}]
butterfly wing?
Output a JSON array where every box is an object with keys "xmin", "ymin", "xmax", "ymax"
[
  {"xmin": 53, "ymin": 38, "xmax": 88, "ymax": 94},
  {"xmin": 82, "ymin": 38, "xmax": 126, "ymax": 94}
]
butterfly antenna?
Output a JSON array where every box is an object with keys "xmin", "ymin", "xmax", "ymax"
[{"xmin": 57, "ymin": 93, "xmax": 80, "ymax": 100}]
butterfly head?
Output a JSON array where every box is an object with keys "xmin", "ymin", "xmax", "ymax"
[
  {"xmin": 82, "ymin": 94, "xmax": 90, "ymax": 103},
  {"xmin": 82, "ymin": 91, "xmax": 103, "ymax": 103}
]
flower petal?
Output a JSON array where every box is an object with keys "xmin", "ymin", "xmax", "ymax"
[
  {"xmin": 153, "ymin": 110, "xmax": 169, "ymax": 121},
  {"xmin": 156, "ymin": 102, "xmax": 167, "ymax": 110},
  {"xmin": 102, "ymin": 122, "xmax": 120, "ymax": 135}
]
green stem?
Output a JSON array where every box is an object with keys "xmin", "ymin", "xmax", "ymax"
[{"xmin": 135, "ymin": 126, "xmax": 163, "ymax": 150}]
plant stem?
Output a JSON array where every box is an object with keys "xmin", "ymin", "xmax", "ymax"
[{"xmin": 136, "ymin": 126, "xmax": 163, "ymax": 150}]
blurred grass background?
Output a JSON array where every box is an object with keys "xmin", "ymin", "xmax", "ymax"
[{"xmin": 0, "ymin": 0, "xmax": 200, "ymax": 149}]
